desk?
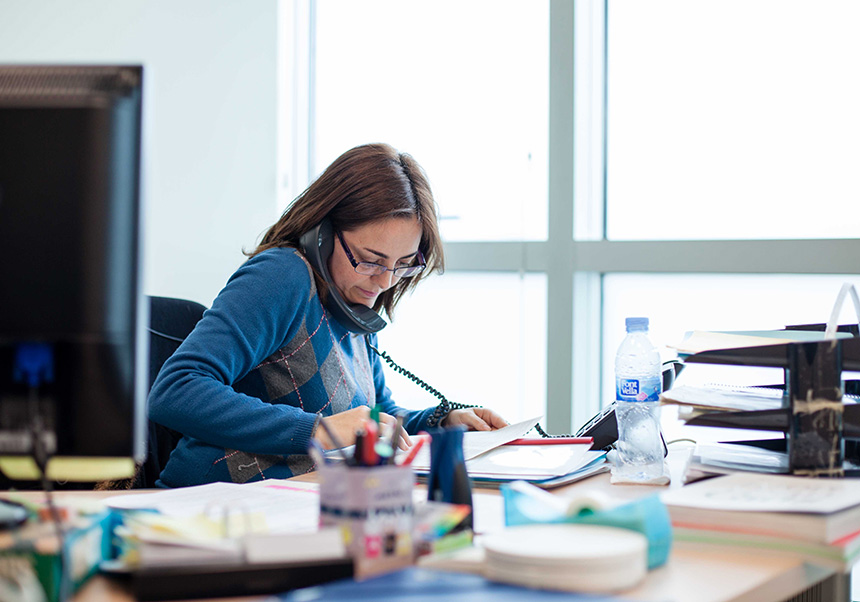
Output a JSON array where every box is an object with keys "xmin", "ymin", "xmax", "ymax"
[{"xmin": 1, "ymin": 451, "xmax": 851, "ymax": 602}]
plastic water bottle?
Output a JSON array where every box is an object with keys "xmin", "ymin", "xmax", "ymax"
[{"xmin": 614, "ymin": 317, "xmax": 663, "ymax": 481}]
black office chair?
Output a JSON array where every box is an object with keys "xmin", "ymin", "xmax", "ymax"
[
  {"xmin": 98, "ymin": 296, "xmax": 207, "ymax": 489},
  {"xmin": 131, "ymin": 295, "xmax": 208, "ymax": 488}
]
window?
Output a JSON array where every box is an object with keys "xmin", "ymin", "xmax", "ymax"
[
  {"xmin": 311, "ymin": 0, "xmax": 551, "ymax": 424},
  {"xmin": 285, "ymin": 0, "xmax": 860, "ymax": 437},
  {"xmin": 378, "ymin": 273, "xmax": 547, "ymax": 423},
  {"xmin": 602, "ymin": 273, "xmax": 860, "ymax": 395},
  {"xmin": 606, "ymin": 0, "xmax": 860, "ymax": 241},
  {"xmin": 314, "ymin": 0, "xmax": 549, "ymax": 242}
]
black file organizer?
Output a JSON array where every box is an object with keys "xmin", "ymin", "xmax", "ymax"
[{"xmin": 680, "ymin": 326, "xmax": 860, "ymax": 477}]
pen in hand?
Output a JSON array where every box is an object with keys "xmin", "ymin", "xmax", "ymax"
[
  {"xmin": 318, "ymin": 417, "xmax": 354, "ymax": 465},
  {"xmin": 388, "ymin": 415, "xmax": 404, "ymax": 464},
  {"xmin": 399, "ymin": 434, "xmax": 428, "ymax": 466}
]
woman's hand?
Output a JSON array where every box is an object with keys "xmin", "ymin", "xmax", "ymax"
[
  {"xmin": 313, "ymin": 406, "xmax": 411, "ymax": 450},
  {"xmin": 442, "ymin": 407, "xmax": 508, "ymax": 431},
  {"xmin": 314, "ymin": 406, "xmax": 369, "ymax": 449}
]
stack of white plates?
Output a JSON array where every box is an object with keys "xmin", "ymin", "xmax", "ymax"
[{"xmin": 480, "ymin": 524, "xmax": 648, "ymax": 593}]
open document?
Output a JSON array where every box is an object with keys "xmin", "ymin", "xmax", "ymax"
[
  {"xmin": 409, "ymin": 416, "xmax": 543, "ymax": 471},
  {"xmin": 408, "ymin": 416, "xmax": 606, "ymax": 485}
]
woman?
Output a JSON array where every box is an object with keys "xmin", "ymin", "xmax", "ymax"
[{"xmin": 148, "ymin": 143, "xmax": 506, "ymax": 487}]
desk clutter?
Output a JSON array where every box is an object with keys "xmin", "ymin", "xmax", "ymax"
[
  {"xmin": 0, "ymin": 496, "xmax": 113, "ymax": 602},
  {"xmin": 662, "ymin": 471, "xmax": 860, "ymax": 571},
  {"xmin": 416, "ymin": 480, "xmax": 672, "ymax": 595},
  {"xmin": 324, "ymin": 416, "xmax": 609, "ymax": 488},
  {"xmin": 666, "ymin": 324, "xmax": 860, "ymax": 479},
  {"xmin": 481, "ymin": 524, "xmax": 647, "ymax": 593},
  {"xmin": 0, "ymin": 420, "xmax": 671, "ymax": 601}
]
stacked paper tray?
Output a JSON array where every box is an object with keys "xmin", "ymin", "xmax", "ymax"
[{"xmin": 480, "ymin": 524, "xmax": 647, "ymax": 593}]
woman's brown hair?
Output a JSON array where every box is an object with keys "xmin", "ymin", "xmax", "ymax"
[{"xmin": 248, "ymin": 143, "xmax": 444, "ymax": 318}]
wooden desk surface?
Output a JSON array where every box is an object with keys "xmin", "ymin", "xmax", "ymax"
[{"xmin": 3, "ymin": 449, "xmax": 840, "ymax": 602}]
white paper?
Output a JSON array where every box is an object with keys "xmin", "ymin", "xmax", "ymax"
[
  {"xmin": 106, "ymin": 480, "xmax": 321, "ymax": 533},
  {"xmin": 661, "ymin": 472, "xmax": 860, "ymax": 514},
  {"xmin": 409, "ymin": 416, "xmax": 541, "ymax": 471},
  {"xmin": 466, "ymin": 444, "xmax": 594, "ymax": 479},
  {"xmin": 660, "ymin": 385, "xmax": 784, "ymax": 412}
]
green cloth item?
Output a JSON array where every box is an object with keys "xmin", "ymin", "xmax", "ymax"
[{"xmin": 500, "ymin": 483, "xmax": 671, "ymax": 569}]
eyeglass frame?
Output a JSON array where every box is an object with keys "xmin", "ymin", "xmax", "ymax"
[{"xmin": 335, "ymin": 230, "xmax": 426, "ymax": 278}]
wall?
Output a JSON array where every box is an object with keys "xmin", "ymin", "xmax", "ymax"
[{"xmin": 0, "ymin": 0, "xmax": 280, "ymax": 306}]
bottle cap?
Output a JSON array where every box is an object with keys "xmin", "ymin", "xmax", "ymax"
[{"xmin": 625, "ymin": 317, "xmax": 649, "ymax": 332}]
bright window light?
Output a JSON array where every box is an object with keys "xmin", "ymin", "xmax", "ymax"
[
  {"xmin": 602, "ymin": 273, "xmax": 860, "ymax": 396},
  {"xmin": 606, "ymin": 0, "xmax": 860, "ymax": 240},
  {"xmin": 376, "ymin": 272, "xmax": 547, "ymax": 424},
  {"xmin": 314, "ymin": 0, "xmax": 549, "ymax": 242}
]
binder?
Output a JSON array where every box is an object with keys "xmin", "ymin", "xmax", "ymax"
[{"xmin": 675, "ymin": 325, "xmax": 860, "ymax": 476}]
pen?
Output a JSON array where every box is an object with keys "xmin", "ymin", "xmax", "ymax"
[
  {"xmin": 505, "ymin": 437, "xmax": 594, "ymax": 446},
  {"xmin": 362, "ymin": 420, "xmax": 379, "ymax": 466},
  {"xmin": 388, "ymin": 415, "xmax": 404, "ymax": 465},
  {"xmin": 354, "ymin": 431, "xmax": 365, "ymax": 466},
  {"xmin": 399, "ymin": 435, "xmax": 427, "ymax": 466},
  {"xmin": 307, "ymin": 439, "xmax": 328, "ymax": 467}
]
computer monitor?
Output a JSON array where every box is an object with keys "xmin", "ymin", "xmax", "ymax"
[{"xmin": 0, "ymin": 65, "xmax": 147, "ymax": 483}]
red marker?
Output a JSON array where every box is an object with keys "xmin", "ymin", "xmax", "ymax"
[
  {"xmin": 505, "ymin": 437, "xmax": 593, "ymax": 446},
  {"xmin": 362, "ymin": 420, "xmax": 379, "ymax": 466},
  {"xmin": 399, "ymin": 435, "xmax": 428, "ymax": 466}
]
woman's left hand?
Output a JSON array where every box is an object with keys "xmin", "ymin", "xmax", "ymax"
[{"xmin": 442, "ymin": 407, "xmax": 508, "ymax": 431}]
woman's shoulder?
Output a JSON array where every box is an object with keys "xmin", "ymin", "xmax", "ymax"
[
  {"xmin": 238, "ymin": 247, "xmax": 316, "ymax": 291},
  {"xmin": 213, "ymin": 246, "xmax": 321, "ymax": 334}
]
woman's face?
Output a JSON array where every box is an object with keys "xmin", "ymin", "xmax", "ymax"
[{"xmin": 328, "ymin": 217, "xmax": 422, "ymax": 308}]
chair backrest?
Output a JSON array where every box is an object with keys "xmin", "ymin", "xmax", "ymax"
[{"xmin": 137, "ymin": 295, "xmax": 207, "ymax": 488}]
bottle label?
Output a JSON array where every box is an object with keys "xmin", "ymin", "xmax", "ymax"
[{"xmin": 616, "ymin": 375, "xmax": 661, "ymax": 402}]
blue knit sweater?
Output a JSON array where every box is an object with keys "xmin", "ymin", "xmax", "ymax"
[{"xmin": 148, "ymin": 247, "xmax": 437, "ymax": 487}]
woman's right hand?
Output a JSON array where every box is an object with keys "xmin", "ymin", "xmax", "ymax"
[{"xmin": 314, "ymin": 406, "xmax": 372, "ymax": 449}]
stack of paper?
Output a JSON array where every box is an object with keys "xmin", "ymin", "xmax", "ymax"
[
  {"xmin": 661, "ymin": 384, "xmax": 784, "ymax": 414},
  {"xmin": 669, "ymin": 329, "xmax": 853, "ymax": 357},
  {"xmin": 659, "ymin": 384, "xmax": 789, "ymax": 481},
  {"xmin": 105, "ymin": 480, "xmax": 337, "ymax": 568},
  {"xmin": 481, "ymin": 524, "xmax": 648, "ymax": 593},
  {"xmin": 661, "ymin": 472, "xmax": 860, "ymax": 570},
  {"xmin": 408, "ymin": 417, "xmax": 607, "ymax": 487},
  {"xmin": 103, "ymin": 480, "xmax": 354, "ymax": 599}
]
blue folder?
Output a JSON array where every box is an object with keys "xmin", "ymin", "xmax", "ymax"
[{"xmin": 277, "ymin": 567, "xmax": 630, "ymax": 601}]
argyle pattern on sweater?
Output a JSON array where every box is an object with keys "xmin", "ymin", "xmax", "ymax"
[{"xmin": 149, "ymin": 247, "xmax": 436, "ymax": 487}]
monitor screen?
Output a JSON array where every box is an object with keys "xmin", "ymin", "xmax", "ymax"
[{"xmin": 0, "ymin": 65, "xmax": 147, "ymax": 482}]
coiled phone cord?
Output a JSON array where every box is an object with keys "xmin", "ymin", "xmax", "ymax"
[
  {"xmin": 366, "ymin": 341, "xmax": 477, "ymax": 427},
  {"xmin": 366, "ymin": 340, "xmax": 569, "ymax": 436}
]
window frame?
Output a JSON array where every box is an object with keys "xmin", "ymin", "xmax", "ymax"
[{"xmin": 283, "ymin": 0, "xmax": 860, "ymax": 435}]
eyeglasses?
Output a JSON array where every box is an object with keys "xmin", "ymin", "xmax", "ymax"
[{"xmin": 336, "ymin": 231, "xmax": 426, "ymax": 278}]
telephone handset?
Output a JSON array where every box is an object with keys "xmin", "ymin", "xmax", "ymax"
[
  {"xmin": 298, "ymin": 218, "xmax": 387, "ymax": 334},
  {"xmin": 298, "ymin": 219, "xmax": 471, "ymax": 427}
]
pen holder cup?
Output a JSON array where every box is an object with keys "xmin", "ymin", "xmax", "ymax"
[{"xmin": 318, "ymin": 463, "xmax": 415, "ymax": 578}]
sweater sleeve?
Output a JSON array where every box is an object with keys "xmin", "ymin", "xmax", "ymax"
[
  {"xmin": 366, "ymin": 334, "xmax": 440, "ymax": 434},
  {"xmin": 148, "ymin": 249, "xmax": 319, "ymax": 455}
]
